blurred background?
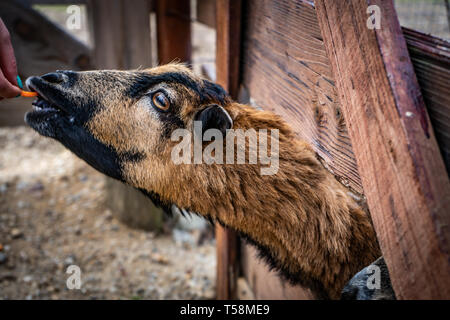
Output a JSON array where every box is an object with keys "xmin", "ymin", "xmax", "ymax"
[
  {"xmin": 0, "ymin": 0, "xmax": 217, "ymax": 300},
  {"xmin": 0, "ymin": 0, "xmax": 448, "ymax": 300},
  {"xmin": 396, "ymin": 0, "xmax": 450, "ymax": 40}
]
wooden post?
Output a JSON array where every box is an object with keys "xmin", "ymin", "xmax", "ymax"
[
  {"xmin": 215, "ymin": 0, "xmax": 242, "ymax": 300},
  {"xmin": 122, "ymin": 0, "xmax": 152, "ymax": 69},
  {"xmin": 91, "ymin": 0, "xmax": 125, "ymax": 69},
  {"xmin": 156, "ymin": 0, "xmax": 191, "ymax": 64},
  {"xmin": 197, "ymin": 0, "xmax": 216, "ymax": 28},
  {"xmin": 90, "ymin": 0, "xmax": 162, "ymax": 231},
  {"xmin": 316, "ymin": 0, "xmax": 450, "ymax": 299},
  {"xmin": 91, "ymin": 0, "xmax": 152, "ymax": 69},
  {"xmin": 216, "ymin": 0, "xmax": 241, "ymax": 98}
]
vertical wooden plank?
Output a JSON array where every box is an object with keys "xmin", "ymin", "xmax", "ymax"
[
  {"xmin": 197, "ymin": 0, "xmax": 216, "ymax": 28},
  {"xmin": 91, "ymin": 0, "xmax": 152, "ymax": 69},
  {"xmin": 91, "ymin": 0, "xmax": 124, "ymax": 69},
  {"xmin": 90, "ymin": 0, "xmax": 162, "ymax": 231},
  {"xmin": 216, "ymin": 0, "xmax": 241, "ymax": 98},
  {"xmin": 241, "ymin": 0, "xmax": 363, "ymax": 194},
  {"xmin": 215, "ymin": 224, "xmax": 238, "ymax": 299},
  {"xmin": 316, "ymin": 0, "xmax": 450, "ymax": 299},
  {"xmin": 156, "ymin": 0, "xmax": 191, "ymax": 64},
  {"xmin": 122, "ymin": 0, "xmax": 152, "ymax": 68},
  {"xmin": 215, "ymin": 0, "xmax": 242, "ymax": 300}
]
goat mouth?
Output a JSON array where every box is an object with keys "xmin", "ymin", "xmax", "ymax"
[
  {"xmin": 30, "ymin": 96, "xmax": 63, "ymax": 115},
  {"xmin": 25, "ymin": 80, "xmax": 68, "ymax": 115},
  {"xmin": 24, "ymin": 77, "xmax": 74, "ymax": 124},
  {"xmin": 25, "ymin": 92, "xmax": 67, "ymax": 133},
  {"xmin": 24, "ymin": 78, "xmax": 74, "ymax": 138}
]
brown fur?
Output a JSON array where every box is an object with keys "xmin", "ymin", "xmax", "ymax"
[{"xmin": 27, "ymin": 64, "xmax": 381, "ymax": 299}]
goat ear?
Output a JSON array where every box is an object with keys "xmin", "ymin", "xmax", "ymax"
[{"xmin": 194, "ymin": 104, "xmax": 233, "ymax": 136}]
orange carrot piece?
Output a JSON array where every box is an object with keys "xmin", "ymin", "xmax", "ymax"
[{"xmin": 21, "ymin": 90, "xmax": 38, "ymax": 97}]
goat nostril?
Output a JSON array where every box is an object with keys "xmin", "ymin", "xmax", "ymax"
[{"xmin": 41, "ymin": 72, "xmax": 67, "ymax": 84}]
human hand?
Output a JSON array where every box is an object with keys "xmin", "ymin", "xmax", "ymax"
[{"xmin": 0, "ymin": 18, "xmax": 21, "ymax": 99}]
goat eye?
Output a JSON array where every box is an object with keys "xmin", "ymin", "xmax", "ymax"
[{"xmin": 152, "ymin": 92, "xmax": 170, "ymax": 111}]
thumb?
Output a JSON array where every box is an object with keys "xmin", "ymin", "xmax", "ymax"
[{"xmin": 0, "ymin": 69, "xmax": 21, "ymax": 98}]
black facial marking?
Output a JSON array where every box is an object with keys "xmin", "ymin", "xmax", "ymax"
[
  {"xmin": 119, "ymin": 150, "xmax": 145, "ymax": 163},
  {"xmin": 50, "ymin": 117, "xmax": 143, "ymax": 183},
  {"xmin": 201, "ymin": 80, "xmax": 229, "ymax": 105},
  {"xmin": 125, "ymin": 72, "xmax": 231, "ymax": 139},
  {"xmin": 54, "ymin": 70, "xmax": 79, "ymax": 87},
  {"xmin": 57, "ymin": 126, "xmax": 124, "ymax": 181},
  {"xmin": 126, "ymin": 72, "xmax": 202, "ymax": 99},
  {"xmin": 160, "ymin": 113, "xmax": 185, "ymax": 138},
  {"xmin": 126, "ymin": 72, "xmax": 229, "ymax": 105},
  {"xmin": 26, "ymin": 72, "xmax": 99, "ymax": 128}
]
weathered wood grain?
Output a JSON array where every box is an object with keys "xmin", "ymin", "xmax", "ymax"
[
  {"xmin": 404, "ymin": 27, "xmax": 450, "ymax": 175},
  {"xmin": 215, "ymin": 0, "xmax": 242, "ymax": 300},
  {"xmin": 156, "ymin": 0, "xmax": 191, "ymax": 64},
  {"xmin": 241, "ymin": 0, "xmax": 363, "ymax": 194},
  {"xmin": 316, "ymin": 0, "xmax": 450, "ymax": 299},
  {"xmin": 238, "ymin": 0, "xmax": 336, "ymax": 300}
]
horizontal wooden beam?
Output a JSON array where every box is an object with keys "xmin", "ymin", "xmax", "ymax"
[{"xmin": 316, "ymin": 0, "xmax": 450, "ymax": 299}]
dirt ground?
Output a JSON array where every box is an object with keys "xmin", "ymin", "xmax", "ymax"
[{"xmin": 0, "ymin": 127, "xmax": 216, "ymax": 300}]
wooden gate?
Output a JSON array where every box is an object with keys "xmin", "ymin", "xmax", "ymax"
[
  {"xmin": 5, "ymin": 0, "xmax": 449, "ymax": 300},
  {"xmin": 213, "ymin": 0, "xmax": 450, "ymax": 300}
]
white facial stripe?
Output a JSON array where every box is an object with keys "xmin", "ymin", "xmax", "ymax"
[{"xmin": 217, "ymin": 105, "xmax": 233, "ymax": 129}]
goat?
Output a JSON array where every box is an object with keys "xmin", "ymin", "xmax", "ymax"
[{"xmin": 24, "ymin": 63, "xmax": 390, "ymax": 299}]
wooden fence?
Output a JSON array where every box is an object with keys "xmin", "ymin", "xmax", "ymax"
[
  {"xmin": 2, "ymin": 0, "xmax": 449, "ymax": 299},
  {"xmin": 213, "ymin": 0, "xmax": 450, "ymax": 300}
]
